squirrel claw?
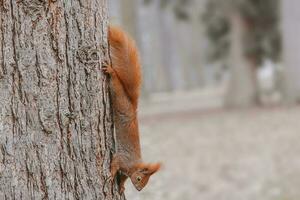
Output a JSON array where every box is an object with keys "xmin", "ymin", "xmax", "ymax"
[
  {"xmin": 104, "ymin": 175, "xmax": 114, "ymax": 186},
  {"xmin": 119, "ymin": 186, "xmax": 125, "ymax": 194},
  {"xmin": 104, "ymin": 175, "xmax": 125, "ymax": 194},
  {"xmin": 102, "ymin": 65, "xmax": 114, "ymax": 74},
  {"xmin": 109, "ymin": 175, "xmax": 114, "ymax": 182},
  {"xmin": 101, "ymin": 67, "xmax": 108, "ymax": 74}
]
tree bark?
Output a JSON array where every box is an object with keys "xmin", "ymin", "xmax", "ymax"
[
  {"xmin": 225, "ymin": 12, "xmax": 258, "ymax": 107},
  {"xmin": 0, "ymin": 0, "xmax": 122, "ymax": 199}
]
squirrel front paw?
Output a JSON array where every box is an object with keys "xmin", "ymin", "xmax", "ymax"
[{"xmin": 102, "ymin": 64, "xmax": 114, "ymax": 75}]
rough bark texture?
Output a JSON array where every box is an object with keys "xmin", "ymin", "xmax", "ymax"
[{"xmin": 0, "ymin": 0, "xmax": 123, "ymax": 199}]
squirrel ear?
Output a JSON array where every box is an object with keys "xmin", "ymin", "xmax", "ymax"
[{"xmin": 147, "ymin": 163, "xmax": 161, "ymax": 175}]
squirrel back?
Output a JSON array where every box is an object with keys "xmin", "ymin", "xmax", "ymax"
[{"xmin": 108, "ymin": 26, "xmax": 142, "ymax": 109}]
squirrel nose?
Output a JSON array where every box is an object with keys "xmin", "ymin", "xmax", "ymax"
[{"xmin": 137, "ymin": 187, "xmax": 142, "ymax": 191}]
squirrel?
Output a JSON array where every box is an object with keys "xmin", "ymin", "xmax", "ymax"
[{"xmin": 102, "ymin": 26, "xmax": 161, "ymax": 194}]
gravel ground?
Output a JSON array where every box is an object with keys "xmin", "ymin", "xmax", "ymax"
[{"xmin": 123, "ymin": 103, "xmax": 300, "ymax": 200}]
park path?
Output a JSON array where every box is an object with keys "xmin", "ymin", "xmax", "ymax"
[{"xmin": 122, "ymin": 89, "xmax": 300, "ymax": 200}]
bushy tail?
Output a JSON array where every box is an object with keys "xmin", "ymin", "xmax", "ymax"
[{"xmin": 108, "ymin": 26, "xmax": 142, "ymax": 109}]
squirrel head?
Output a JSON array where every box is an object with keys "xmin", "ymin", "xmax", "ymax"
[{"xmin": 130, "ymin": 163, "xmax": 161, "ymax": 191}]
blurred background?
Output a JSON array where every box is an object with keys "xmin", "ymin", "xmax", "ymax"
[{"xmin": 109, "ymin": 0, "xmax": 300, "ymax": 200}]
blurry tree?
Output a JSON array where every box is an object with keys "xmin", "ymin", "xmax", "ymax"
[
  {"xmin": 173, "ymin": 0, "xmax": 208, "ymax": 89},
  {"xmin": 158, "ymin": 0, "xmax": 184, "ymax": 91},
  {"xmin": 156, "ymin": 0, "xmax": 208, "ymax": 91},
  {"xmin": 203, "ymin": 0, "xmax": 280, "ymax": 107},
  {"xmin": 126, "ymin": 0, "xmax": 183, "ymax": 93},
  {"xmin": 137, "ymin": 0, "xmax": 168, "ymax": 93},
  {"xmin": 109, "ymin": 0, "xmax": 122, "ymax": 25},
  {"xmin": 109, "ymin": 0, "xmax": 138, "ymax": 39},
  {"xmin": 282, "ymin": 0, "xmax": 300, "ymax": 103},
  {"xmin": 121, "ymin": 0, "xmax": 138, "ymax": 38},
  {"xmin": 0, "ymin": 0, "xmax": 121, "ymax": 199}
]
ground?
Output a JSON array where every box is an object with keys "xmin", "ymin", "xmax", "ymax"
[{"xmin": 123, "ymin": 90, "xmax": 300, "ymax": 200}]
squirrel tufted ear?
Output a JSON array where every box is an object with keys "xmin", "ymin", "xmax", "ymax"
[{"xmin": 147, "ymin": 163, "xmax": 161, "ymax": 175}]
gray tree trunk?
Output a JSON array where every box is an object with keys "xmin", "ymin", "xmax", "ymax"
[
  {"xmin": 158, "ymin": 3, "xmax": 183, "ymax": 91},
  {"xmin": 176, "ymin": 0, "xmax": 207, "ymax": 89},
  {"xmin": 225, "ymin": 12, "xmax": 258, "ymax": 107},
  {"xmin": 136, "ymin": 0, "xmax": 165, "ymax": 93},
  {"xmin": 281, "ymin": 0, "xmax": 300, "ymax": 103},
  {"xmin": 108, "ymin": 0, "xmax": 122, "ymax": 25},
  {"xmin": 120, "ymin": 0, "xmax": 138, "ymax": 39},
  {"xmin": 0, "ymin": 1, "xmax": 123, "ymax": 199}
]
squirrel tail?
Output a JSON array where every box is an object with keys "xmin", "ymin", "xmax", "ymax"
[{"xmin": 108, "ymin": 25, "xmax": 142, "ymax": 108}]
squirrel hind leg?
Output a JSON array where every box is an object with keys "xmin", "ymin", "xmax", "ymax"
[
  {"xmin": 110, "ymin": 154, "xmax": 129, "ymax": 194},
  {"xmin": 118, "ymin": 173, "xmax": 128, "ymax": 194},
  {"xmin": 110, "ymin": 155, "xmax": 121, "ymax": 179}
]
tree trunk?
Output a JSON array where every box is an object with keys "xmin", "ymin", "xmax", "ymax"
[
  {"xmin": 108, "ymin": 0, "xmax": 122, "ymax": 25},
  {"xmin": 136, "ymin": 0, "xmax": 165, "ymax": 93},
  {"xmin": 176, "ymin": 0, "xmax": 207, "ymax": 89},
  {"xmin": 281, "ymin": 0, "xmax": 300, "ymax": 103},
  {"xmin": 225, "ymin": 12, "xmax": 258, "ymax": 108},
  {"xmin": 120, "ymin": 0, "xmax": 138, "ymax": 39},
  {"xmin": 0, "ymin": 1, "xmax": 123, "ymax": 199},
  {"xmin": 158, "ymin": 3, "xmax": 183, "ymax": 91}
]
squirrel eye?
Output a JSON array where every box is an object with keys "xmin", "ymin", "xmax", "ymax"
[{"xmin": 136, "ymin": 176, "xmax": 142, "ymax": 182}]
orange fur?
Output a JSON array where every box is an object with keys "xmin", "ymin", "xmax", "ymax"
[
  {"xmin": 102, "ymin": 26, "xmax": 160, "ymax": 194},
  {"xmin": 108, "ymin": 26, "xmax": 142, "ymax": 109}
]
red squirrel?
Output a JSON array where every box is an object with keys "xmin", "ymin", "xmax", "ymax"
[{"xmin": 102, "ymin": 26, "xmax": 161, "ymax": 194}]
